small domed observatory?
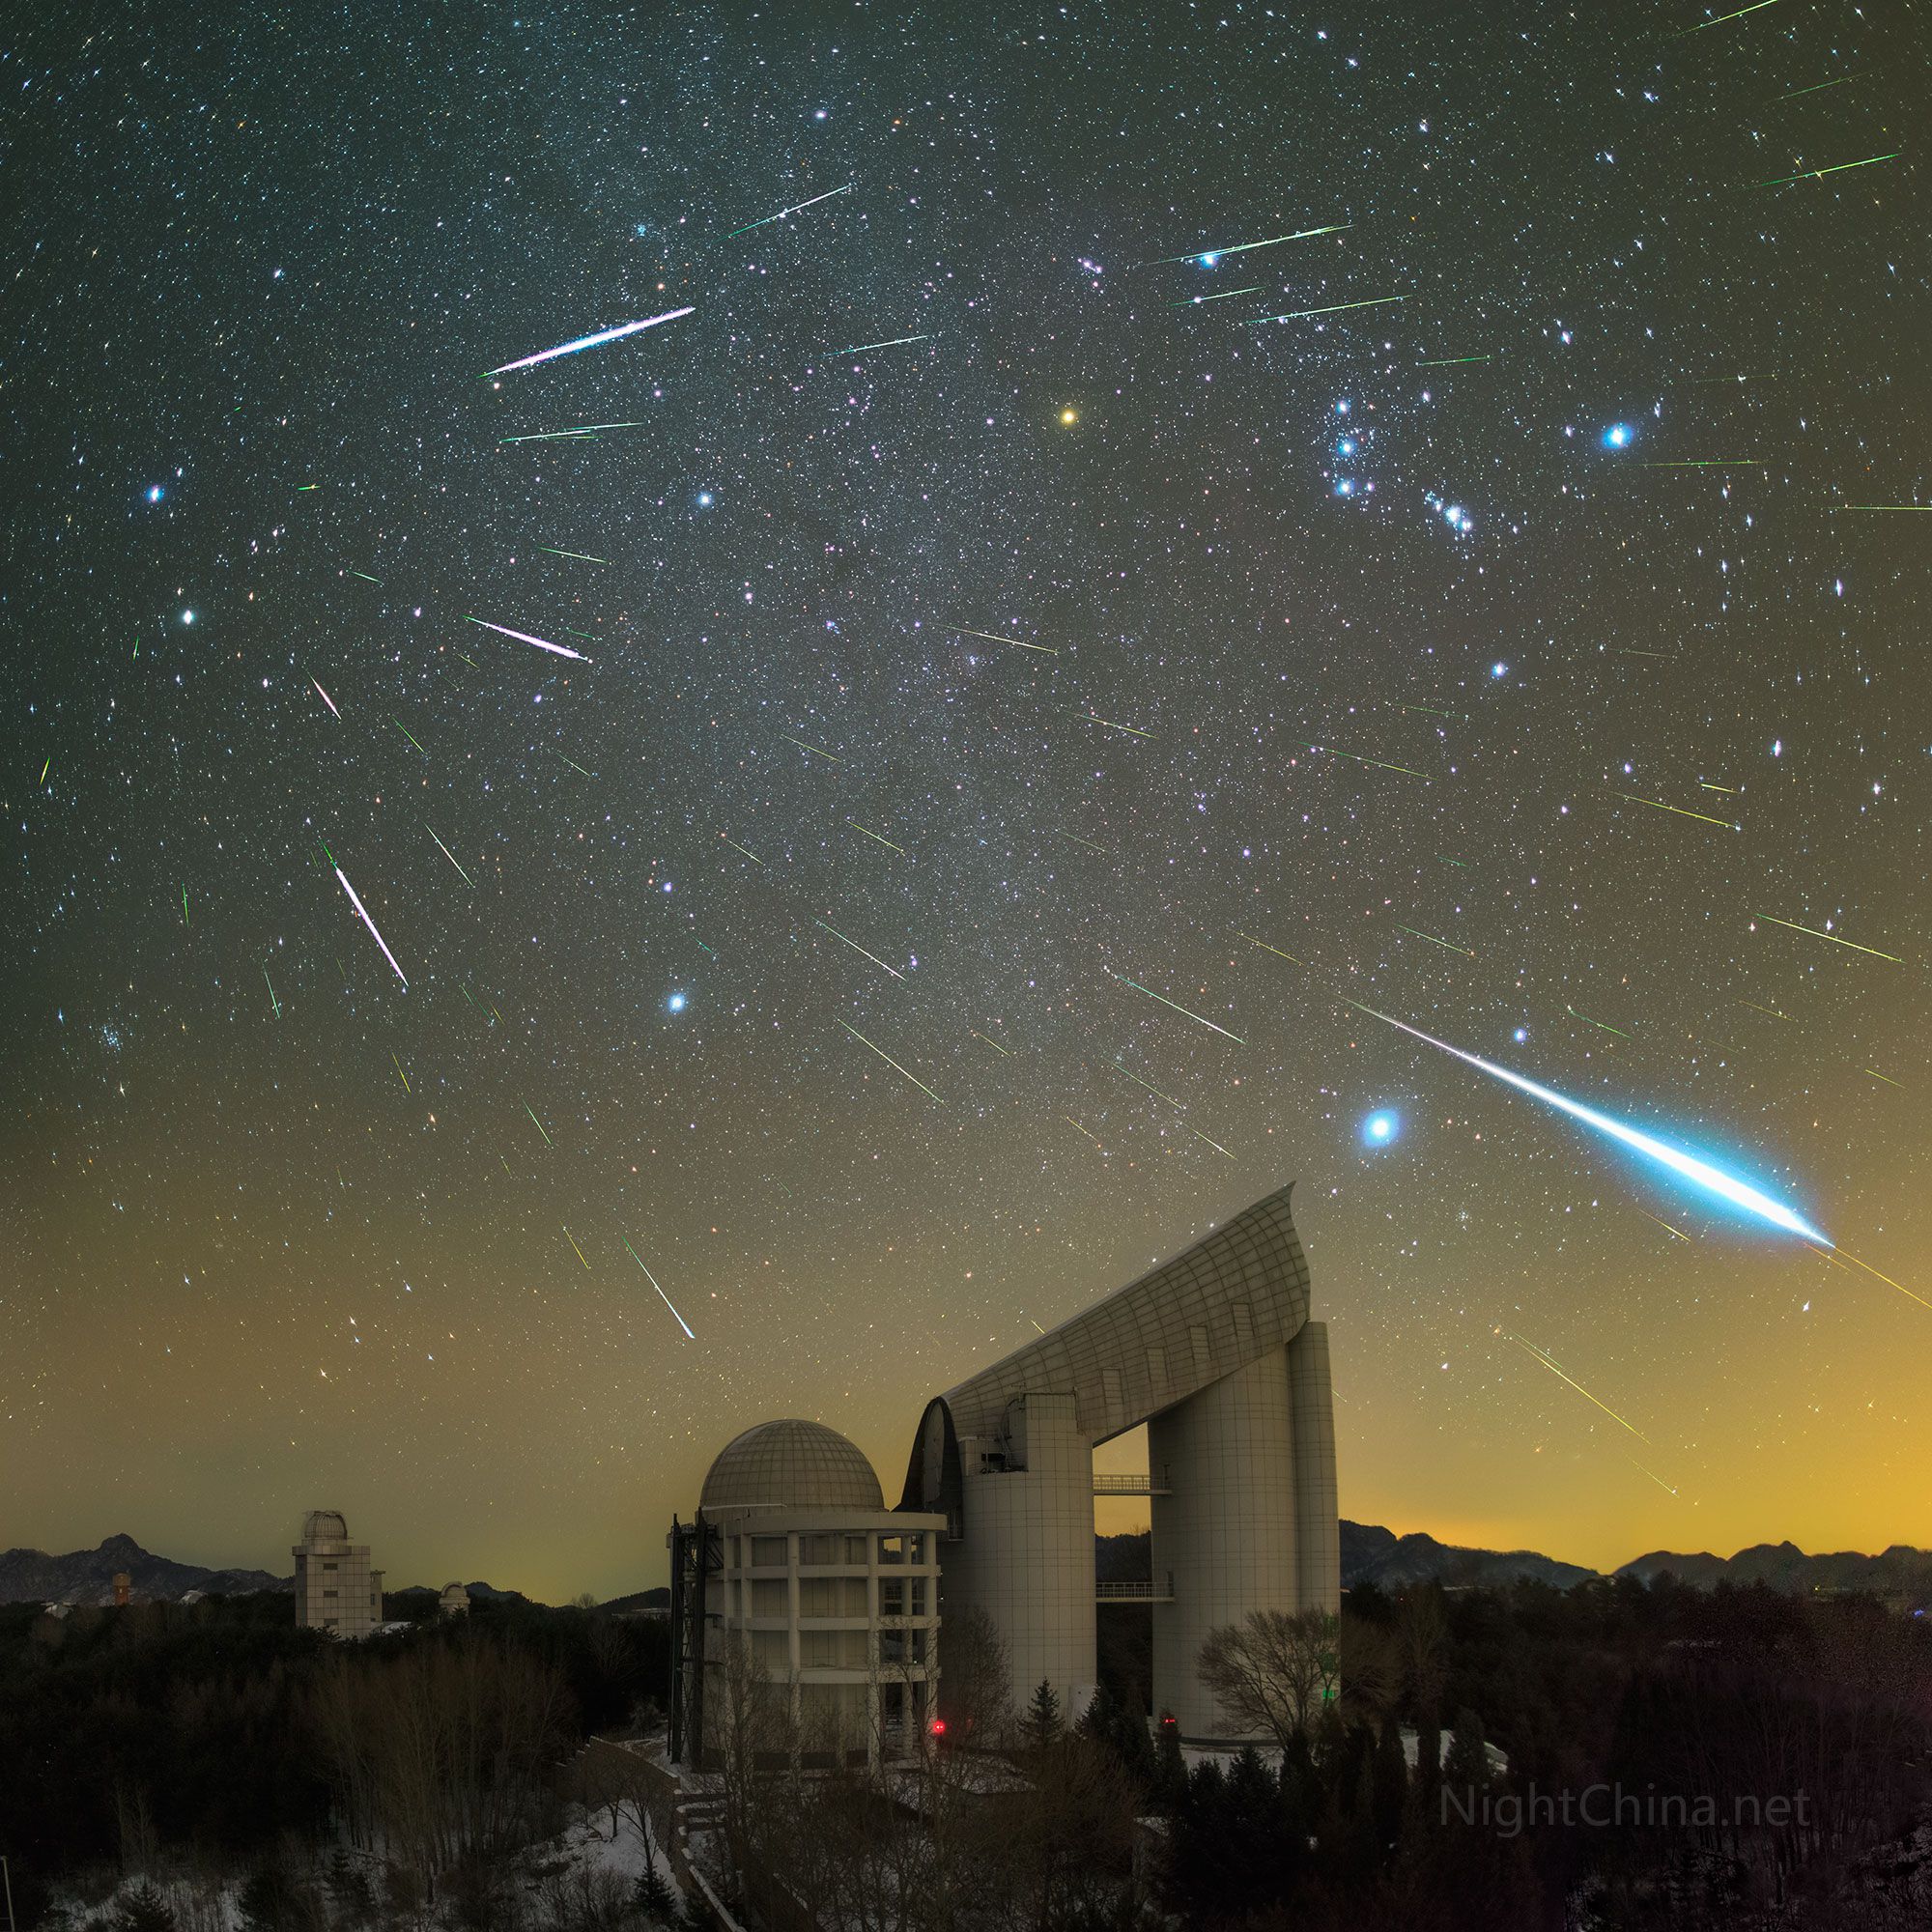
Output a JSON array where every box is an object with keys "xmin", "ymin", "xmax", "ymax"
[
  {"xmin": 439, "ymin": 1581, "xmax": 469, "ymax": 1617},
  {"xmin": 293, "ymin": 1510, "xmax": 384, "ymax": 1638},
  {"xmin": 669, "ymin": 1420, "xmax": 945, "ymax": 1768}
]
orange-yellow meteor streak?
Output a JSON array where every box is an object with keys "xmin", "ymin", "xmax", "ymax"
[{"xmin": 1503, "ymin": 1331, "xmax": 1649, "ymax": 1442}]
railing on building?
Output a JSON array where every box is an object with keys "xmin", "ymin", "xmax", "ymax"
[
  {"xmin": 1094, "ymin": 1579, "xmax": 1174, "ymax": 1602},
  {"xmin": 1092, "ymin": 1474, "xmax": 1172, "ymax": 1495}
]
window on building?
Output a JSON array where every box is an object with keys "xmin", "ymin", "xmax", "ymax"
[
  {"xmin": 843, "ymin": 1534, "xmax": 869, "ymax": 1564},
  {"xmin": 1232, "ymin": 1302, "xmax": 1254, "ymax": 1350},
  {"xmin": 906, "ymin": 1531, "xmax": 927, "ymax": 1565},
  {"xmin": 323, "ymin": 1589, "xmax": 338, "ymax": 1599},
  {"xmin": 323, "ymin": 1562, "xmax": 338, "ymax": 1572},
  {"xmin": 753, "ymin": 1630, "xmax": 788, "ymax": 1673},
  {"xmin": 1147, "ymin": 1348, "xmax": 1167, "ymax": 1389},
  {"xmin": 880, "ymin": 1577, "xmax": 905, "ymax": 1618},
  {"xmin": 883, "ymin": 1682, "xmax": 905, "ymax": 1732},
  {"xmin": 750, "ymin": 1536, "xmax": 788, "ymax": 1568},
  {"xmin": 799, "ymin": 1576, "xmax": 867, "ymax": 1618},
  {"xmin": 798, "ymin": 1533, "xmax": 838, "ymax": 1566},
  {"xmin": 751, "ymin": 1579, "xmax": 788, "ymax": 1618},
  {"xmin": 1191, "ymin": 1324, "xmax": 1210, "ymax": 1373},
  {"xmin": 910, "ymin": 1577, "xmax": 928, "ymax": 1616},
  {"xmin": 1102, "ymin": 1367, "xmax": 1124, "ymax": 1409},
  {"xmin": 878, "ymin": 1533, "xmax": 905, "ymax": 1564}
]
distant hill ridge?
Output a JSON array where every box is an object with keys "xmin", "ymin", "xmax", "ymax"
[{"xmin": 7, "ymin": 1528, "xmax": 1930, "ymax": 1609}]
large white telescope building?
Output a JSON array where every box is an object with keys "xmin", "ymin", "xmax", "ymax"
[{"xmin": 670, "ymin": 1183, "xmax": 1337, "ymax": 1758}]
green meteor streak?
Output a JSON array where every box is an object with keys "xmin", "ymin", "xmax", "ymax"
[
  {"xmin": 1076, "ymin": 710, "xmax": 1154, "ymax": 738},
  {"xmin": 1751, "ymin": 912, "xmax": 1901, "ymax": 962},
  {"xmin": 1613, "ymin": 790, "xmax": 1738, "ymax": 829},
  {"xmin": 1682, "ymin": 0, "xmax": 1782, "ymax": 31},
  {"xmin": 719, "ymin": 833, "xmax": 766, "ymax": 866},
  {"xmin": 348, "ymin": 569, "xmax": 383, "ymax": 584},
  {"xmin": 1232, "ymin": 928, "xmax": 1304, "ymax": 966},
  {"xmin": 1253, "ymin": 295, "xmax": 1405, "ymax": 323},
  {"xmin": 182, "ymin": 885, "xmax": 189, "ymax": 927},
  {"xmin": 296, "ymin": 483, "xmax": 319, "ymax": 492},
  {"xmin": 392, "ymin": 719, "xmax": 427, "ymax": 754},
  {"xmin": 725, "ymin": 181, "xmax": 853, "ymax": 239},
  {"xmin": 1777, "ymin": 73, "xmax": 1859, "ymax": 99},
  {"xmin": 426, "ymin": 825, "xmax": 473, "ymax": 887},
  {"xmin": 1104, "ymin": 967, "xmax": 1244, "ymax": 1044},
  {"xmin": 1845, "ymin": 504, "xmax": 1932, "ymax": 512},
  {"xmin": 1639, "ymin": 458, "xmax": 1761, "ymax": 468},
  {"xmin": 1307, "ymin": 743, "xmax": 1429, "ymax": 780},
  {"xmin": 1567, "ymin": 1005, "xmax": 1634, "ymax": 1039},
  {"xmin": 560, "ymin": 755, "xmax": 595, "ymax": 779},
  {"xmin": 1395, "ymin": 923, "xmax": 1474, "ymax": 957},
  {"xmin": 1753, "ymin": 151, "xmax": 1898, "ymax": 187},
  {"xmin": 263, "ymin": 964, "xmax": 280, "ymax": 1017},
  {"xmin": 846, "ymin": 819, "xmax": 907, "ymax": 855},
  {"xmin": 1168, "ymin": 286, "xmax": 1261, "ymax": 307},
  {"xmin": 1111, "ymin": 1060, "xmax": 1187, "ymax": 1111},
  {"xmin": 814, "ymin": 919, "xmax": 905, "ymax": 980},
  {"xmin": 838, "ymin": 1020, "xmax": 943, "ymax": 1104},
  {"xmin": 523, "ymin": 1102, "xmax": 554, "ymax": 1148},
  {"xmin": 1417, "ymin": 354, "xmax": 1492, "ymax": 365},
  {"xmin": 781, "ymin": 734, "xmax": 843, "ymax": 763},
  {"xmin": 831, "ymin": 332, "xmax": 932, "ymax": 355},
  {"xmin": 1151, "ymin": 223, "xmax": 1350, "ymax": 266},
  {"xmin": 1056, "ymin": 830, "xmax": 1111, "ymax": 853},
  {"xmin": 540, "ymin": 546, "xmax": 609, "ymax": 563}
]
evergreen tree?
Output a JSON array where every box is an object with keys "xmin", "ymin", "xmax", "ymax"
[
  {"xmin": 1151, "ymin": 1711, "xmax": 1187, "ymax": 1811},
  {"xmin": 324, "ymin": 1853, "xmax": 373, "ymax": 1927},
  {"xmin": 238, "ymin": 1868, "xmax": 291, "ymax": 1932},
  {"xmin": 1022, "ymin": 1677, "xmax": 1062, "ymax": 1743},
  {"xmin": 1371, "ymin": 1714, "xmax": 1410, "ymax": 1852},
  {"xmin": 633, "ymin": 1862, "xmax": 677, "ymax": 1925},
  {"xmin": 1442, "ymin": 1706, "xmax": 1492, "ymax": 1797},
  {"xmin": 1278, "ymin": 1726, "xmax": 1320, "ymax": 1841},
  {"xmin": 116, "ymin": 1884, "xmax": 178, "ymax": 1932}
]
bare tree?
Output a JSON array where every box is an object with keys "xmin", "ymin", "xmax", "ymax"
[{"xmin": 1197, "ymin": 1607, "xmax": 1342, "ymax": 1750}]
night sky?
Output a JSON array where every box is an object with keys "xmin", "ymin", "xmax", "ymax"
[{"xmin": 7, "ymin": 4, "xmax": 1929, "ymax": 1603}]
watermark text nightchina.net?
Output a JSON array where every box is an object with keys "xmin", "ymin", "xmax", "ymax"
[{"xmin": 1444, "ymin": 1783, "xmax": 1813, "ymax": 1840}]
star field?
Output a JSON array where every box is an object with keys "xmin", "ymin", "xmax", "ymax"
[{"xmin": 5, "ymin": 3, "xmax": 1929, "ymax": 1598}]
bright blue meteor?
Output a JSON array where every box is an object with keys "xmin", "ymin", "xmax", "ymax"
[
  {"xmin": 485, "ymin": 306, "xmax": 695, "ymax": 376},
  {"xmin": 1347, "ymin": 1001, "xmax": 1830, "ymax": 1244}
]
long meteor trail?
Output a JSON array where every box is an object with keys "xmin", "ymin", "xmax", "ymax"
[
  {"xmin": 466, "ymin": 615, "xmax": 589, "ymax": 662},
  {"xmin": 1151, "ymin": 223, "xmax": 1350, "ymax": 265},
  {"xmin": 726, "ymin": 183, "xmax": 853, "ymax": 238},
  {"xmin": 484, "ymin": 307, "xmax": 694, "ymax": 377},
  {"xmin": 622, "ymin": 1236, "xmax": 696, "ymax": 1338},
  {"xmin": 1347, "ymin": 1000, "xmax": 1830, "ymax": 1244},
  {"xmin": 333, "ymin": 866, "xmax": 408, "ymax": 989},
  {"xmin": 1105, "ymin": 967, "xmax": 1245, "ymax": 1043}
]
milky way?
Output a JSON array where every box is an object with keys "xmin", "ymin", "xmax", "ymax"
[{"xmin": 6, "ymin": 5, "xmax": 1928, "ymax": 1596}]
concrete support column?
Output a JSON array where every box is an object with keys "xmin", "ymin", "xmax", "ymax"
[
  {"xmin": 1149, "ymin": 1345, "xmax": 1297, "ymax": 1741},
  {"xmin": 1288, "ymin": 1320, "xmax": 1340, "ymax": 1616},
  {"xmin": 945, "ymin": 1392, "xmax": 1095, "ymax": 1723}
]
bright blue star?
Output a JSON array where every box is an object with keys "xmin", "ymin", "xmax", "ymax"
[
  {"xmin": 667, "ymin": 992, "xmax": 687, "ymax": 1013},
  {"xmin": 1199, "ymin": 252, "xmax": 1218, "ymax": 267},
  {"xmin": 1491, "ymin": 661, "xmax": 1508, "ymax": 679},
  {"xmin": 1338, "ymin": 439, "xmax": 1355, "ymax": 456},
  {"xmin": 1362, "ymin": 1110, "xmax": 1400, "ymax": 1148},
  {"xmin": 696, "ymin": 492, "xmax": 714, "ymax": 508},
  {"xmin": 1603, "ymin": 423, "xmax": 1634, "ymax": 449},
  {"xmin": 146, "ymin": 485, "xmax": 164, "ymax": 503},
  {"xmin": 1513, "ymin": 1027, "xmax": 1528, "ymax": 1044},
  {"xmin": 1335, "ymin": 479, "xmax": 1353, "ymax": 497}
]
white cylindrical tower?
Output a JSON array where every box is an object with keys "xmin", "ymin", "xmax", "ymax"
[
  {"xmin": 1149, "ymin": 1346, "xmax": 1298, "ymax": 1741},
  {"xmin": 1288, "ymin": 1320, "xmax": 1340, "ymax": 1615}
]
